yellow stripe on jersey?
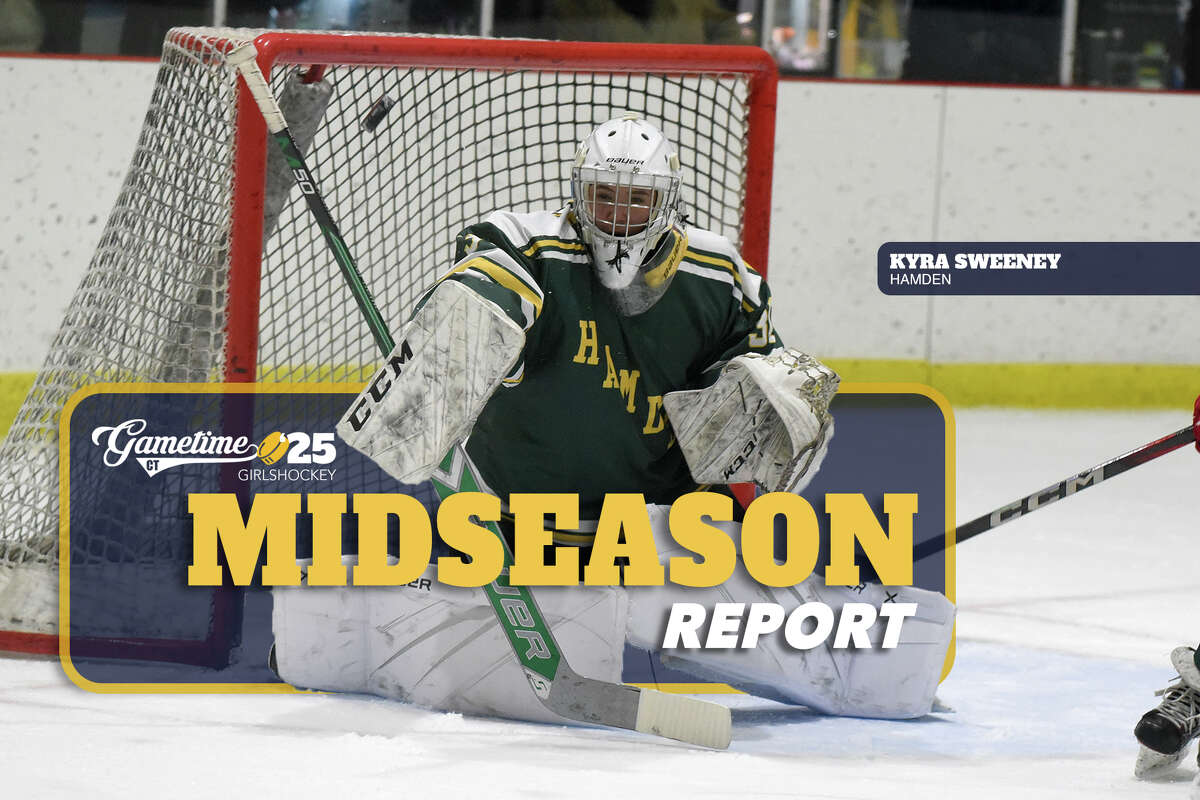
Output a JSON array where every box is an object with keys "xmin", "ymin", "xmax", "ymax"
[
  {"xmin": 686, "ymin": 247, "xmax": 758, "ymax": 311},
  {"xmin": 740, "ymin": 260, "xmax": 765, "ymax": 310},
  {"xmin": 684, "ymin": 248, "xmax": 737, "ymax": 272},
  {"xmin": 684, "ymin": 249, "xmax": 741, "ymax": 289},
  {"xmin": 446, "ymin": 255, "xmax": 545, "ymax": 319},
  {"xmin": 497, "ymin": 511, "xmax": 597, "ymax": 545},
  {"xmin": 501, "ymin": 361, "xmax": 525, "ymax": 388},
  {"xmin": 522, "ymin": 238, "xmax": 587, "ymax": 257},
  {"xmin": 682, "ymin": 247, "xmax": 765, "ymax": 311},
  {"xmin": 551, "ymin": 530, "xmax": 596, "ymax": 546},
  {"xmin": 740, "ymin": 259, "xmax": 760, "ymax": 311}
]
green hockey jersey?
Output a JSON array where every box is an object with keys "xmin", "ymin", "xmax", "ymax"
[{"xmin": 424, "ymin": 207, "xmax": 781, "ymax": 521}]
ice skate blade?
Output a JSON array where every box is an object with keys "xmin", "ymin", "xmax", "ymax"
[
  {"xmin": 931, "ymin": 696, "xmax": 956, "ymax": 714},
  {"xmin": 1135, "ymin": 743, "xmax": 1189, "ymax": 780}
]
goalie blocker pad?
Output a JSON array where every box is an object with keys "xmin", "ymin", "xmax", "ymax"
[
  {"xmin": 337, "ymin": 281, "xmax": 525, "ymax": 484},
  {"xmin": 663, "ymin": 349, "xmax": 839, "ymax": 493}
]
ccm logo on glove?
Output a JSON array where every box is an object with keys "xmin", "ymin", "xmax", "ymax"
[{"xmin": 343, "ymin": 339, "xmax": 414, "ymax": 432}]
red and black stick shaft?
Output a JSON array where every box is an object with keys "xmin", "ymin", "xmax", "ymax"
[{"xmin": 914, "ymin": 399, "xmax": 1200, "ymax": 564}]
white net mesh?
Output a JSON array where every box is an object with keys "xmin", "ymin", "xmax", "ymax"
[
  {"xmin": 0, "ymin": 28, "xmax": 765, "ymax": 660},
  {"xmin": 256, "ymin": 56, "xmax": 754, "ymax": 381}
]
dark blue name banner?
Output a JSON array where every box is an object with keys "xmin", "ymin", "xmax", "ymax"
[{"xmin": 878, "ymin": 243, "xmax": 1200, "ymax": 295}]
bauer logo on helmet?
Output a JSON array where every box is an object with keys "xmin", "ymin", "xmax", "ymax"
[{"xmin": 571, "ymin": 113, "xmax": 687, "ymax": 315}]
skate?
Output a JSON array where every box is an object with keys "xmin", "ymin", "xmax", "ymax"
[{"xmin": 1134, "ymin": 646, "xmax": 1200, "ymax": 779}]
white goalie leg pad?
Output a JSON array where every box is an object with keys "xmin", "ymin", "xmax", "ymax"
[
  {"xmin": 785, "ymin": 577, "xmax": 955, "ymax": 718},
  {"xmin": 336, "ymin": 281, "xmax": 524, "ymax": 484},
  {"xmin": 272, "ymin": 573, "xmax": 371, "ymax": 695},
  {"xmin": 663, "ymin": 349, "xmax": 839, "ymax": 493},
  {"xmin": 624, "ymin": 506, "xmax": 955, "ymax": 719},
  {"xmin": 273, "ymin": 564, "xmax": 628, "ymax": 725}
]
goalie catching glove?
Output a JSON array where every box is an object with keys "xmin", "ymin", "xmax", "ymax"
[
  {"xmin": 663, "ymin": 349, "xmax": 839, "ymax": 493},
  {"xmin": 336, "ymin": 281, "xmax": 524, "ymax": 484}
]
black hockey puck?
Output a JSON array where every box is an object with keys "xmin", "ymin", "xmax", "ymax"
[{"xmin": 361, "ymin": 96, "xmax": 396, "ymax": 132}]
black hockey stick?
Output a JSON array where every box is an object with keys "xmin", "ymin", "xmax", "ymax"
[
  {"xmin": 914, "ymin": 400, "xmax": 1200, "ymax": 563},
  {"xmin": 228, "ymin": 43, "xmax": 731, "ymax": 749}
]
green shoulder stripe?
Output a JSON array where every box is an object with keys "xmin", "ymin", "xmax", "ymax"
[
  {"xmin": 678, "ymin": 244, "xmax": 767, "ymax": 313},
  {"xmin": 683, "ymin": 248, "xmax": 739, "ymax": 284},
  {"xmin": 522, "ymin": 236, "xmax": 587, "ymax": 258}
]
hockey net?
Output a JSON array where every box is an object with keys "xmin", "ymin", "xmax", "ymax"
[{"xmin": 0, "ymin": 28, "xmax": 777, "ymax": 665}]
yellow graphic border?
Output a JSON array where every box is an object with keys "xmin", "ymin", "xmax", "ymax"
[
  {"xmin": 60, "ymin": 381, "xmax": 955, "ymax": 694},
  {"xmin": 59, "ymin": 382, "xmax": 335, "ymax": 694}
]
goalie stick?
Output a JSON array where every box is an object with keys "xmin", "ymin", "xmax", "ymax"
[
  {"xmin": 914, "ymin": 397, "xmax": 1200, "ymax": 563},
  {"xmin": 228, "ymin": 43, "xmax": 731, "ymax": 749}
]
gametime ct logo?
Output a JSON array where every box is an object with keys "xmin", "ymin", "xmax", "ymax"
[{"xmin": 89, "ymin": 419, "xmax": 338, "ymax": 481}]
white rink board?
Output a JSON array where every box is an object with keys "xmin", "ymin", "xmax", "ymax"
[
  {"xmin": 0, "ymin": 58, "xmax": 158, "ymax": 371},
  {"xmin": 3, "ymin": 56, "xmax": 1200, "ymax": 370},
  {"xmin": 930, "ymin": 87, "xmax": 1200, "ymax": 364},
  {"xmin": 767, "ymin": 81, "xmax": 941, "ymax": 360}
]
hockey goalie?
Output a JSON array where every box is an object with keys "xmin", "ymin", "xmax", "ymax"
[{"xmin": 271, "ymin": 114, "xmax": 956, "ymax": 726}]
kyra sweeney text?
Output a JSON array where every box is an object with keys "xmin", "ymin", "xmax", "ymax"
[{"xmin": 186, "ymin": 491, "xmax": 925, "ymax": 651}]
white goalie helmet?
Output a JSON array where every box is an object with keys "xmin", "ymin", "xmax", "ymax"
[{"xmin": 571, "ymin": 113, "xmax": 687, "ymax": 314}]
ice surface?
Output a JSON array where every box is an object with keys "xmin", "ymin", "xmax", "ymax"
[{"xmin": 2, "ymin": 409, "xmax": 1198, "ymax": 799}]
